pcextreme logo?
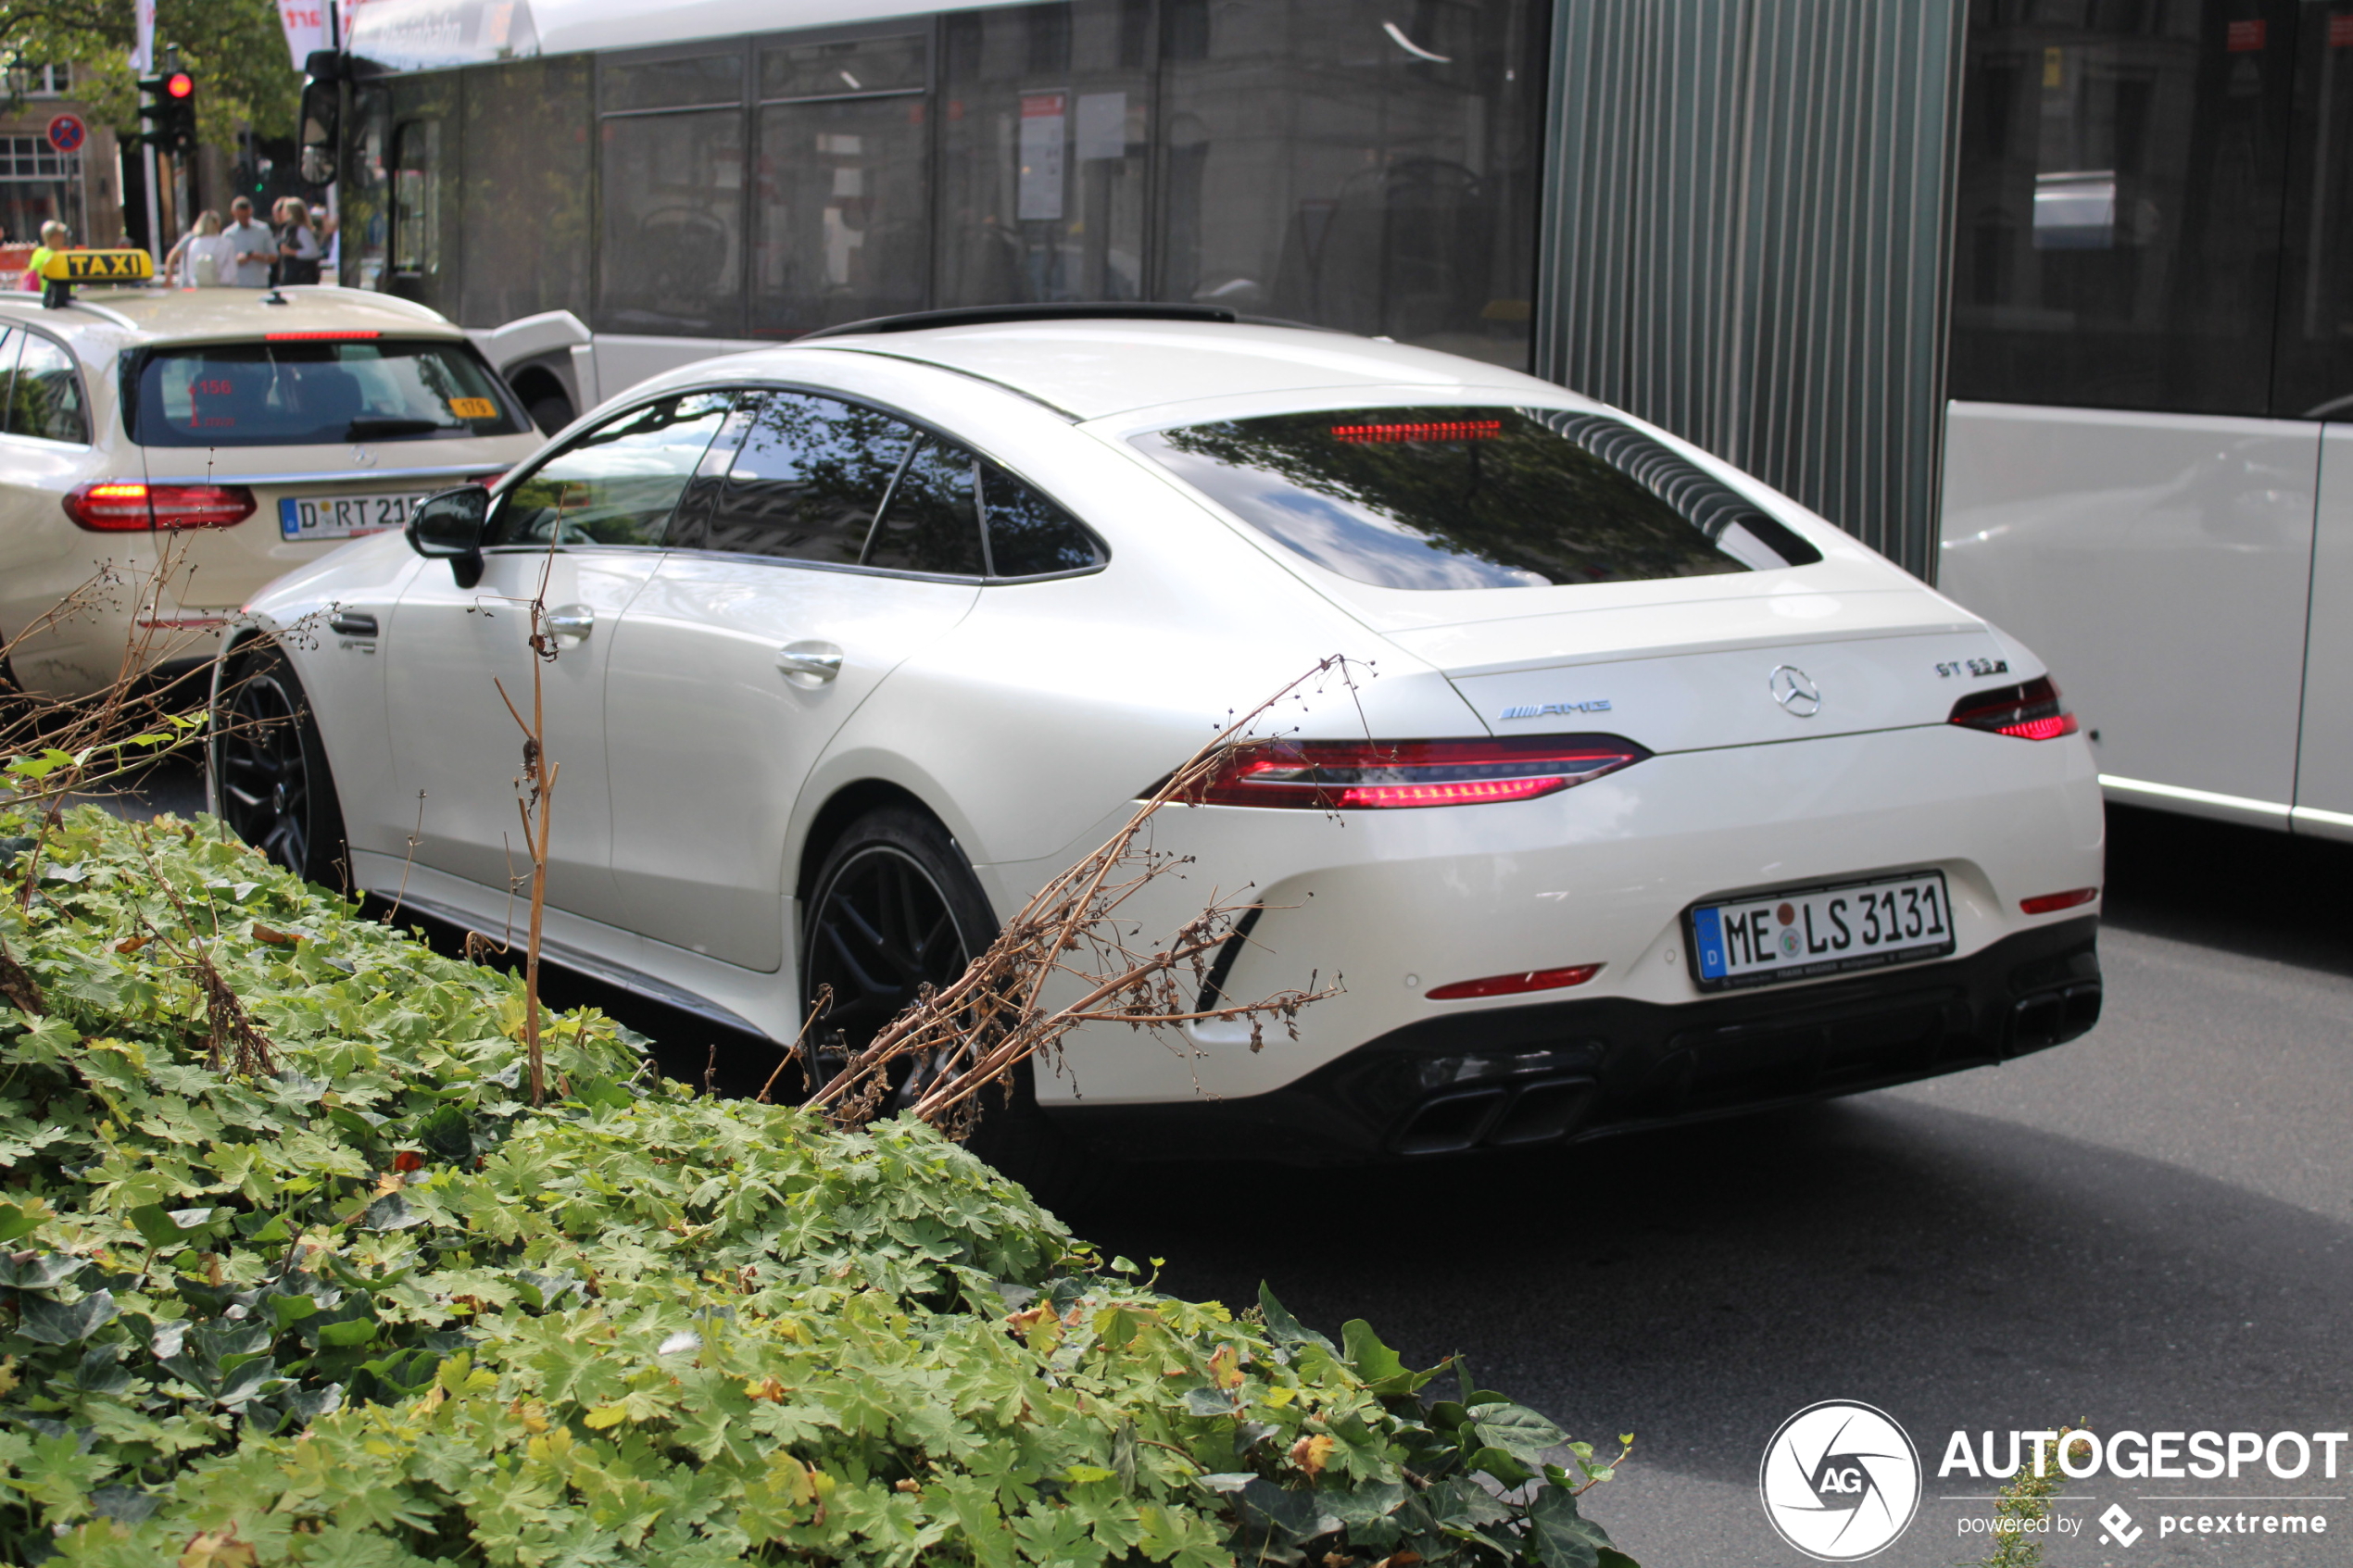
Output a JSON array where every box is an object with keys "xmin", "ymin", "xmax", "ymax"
[{"xmin": 1759, "ymin": 1400, "xmax": 1923, "ymax": 1561}]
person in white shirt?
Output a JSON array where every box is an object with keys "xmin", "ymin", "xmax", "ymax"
[
  {"xmin": 221, "ymin": 197, "xmax": 275, "ymax": 288},
  {"xmin": 164, "ymin": 211, "xmax": 238, "ymax": 288}
]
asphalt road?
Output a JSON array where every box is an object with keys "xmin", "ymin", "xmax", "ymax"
[{"xmin": 119, "ymin": 768, "xmax": 2351, "ymax": 1566}]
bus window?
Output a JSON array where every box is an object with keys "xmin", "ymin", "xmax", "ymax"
[
  {"xmin": 459, "ymin": 55, "xmax": 593, "ymax": 330},
  {"xmin": 2272, "ymin": 5, "xmax": 2353, "ymax": 420},
  {"xmin": 598, "ymin": 51, "xmax": 745, "ymax": 336},
  {"xmin": 392, "ymin": 119, "xmax": 442, "ymax": 282},
  {"xmin": 753, "ymin": 34, "xmax": 929, "ymax": 337},
  {"xmin": 936, "ymin": 3, "xmax": 1151, "ymax": 309},
  {"xmin": 1948, "ymin": 1, "xmax": 2300, "ymax": 417},
  {"xmin": 1151, "ymin": 0, "xmax": 1544, "ymax": 369}
]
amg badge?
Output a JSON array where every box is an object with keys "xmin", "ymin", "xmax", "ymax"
[{"xmin": 1500, "ymin": 699, "xmax": 1613, "ymax": 720}]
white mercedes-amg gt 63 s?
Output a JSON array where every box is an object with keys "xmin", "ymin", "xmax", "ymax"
[{"xmin": 212, "ymin": 306, "xmax": 2104, "ymax": 1167}]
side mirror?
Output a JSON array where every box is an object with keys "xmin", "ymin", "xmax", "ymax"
[
  {"xmin": 407, "ymin": 484, "xmax": 487, "ymax": 586},
  {"xmin": 298, "ymin": 78, "xmax": 340, "ymax": 186}
]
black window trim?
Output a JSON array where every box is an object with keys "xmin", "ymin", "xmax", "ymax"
[
  {"xmin": 0, "ymin": 323, "xmax": 90, "ymax": 447},
  {"xmin": 484, "ymin": 377, "xmax": 1111, "ymax": 583}
]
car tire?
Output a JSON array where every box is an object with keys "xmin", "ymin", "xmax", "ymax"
[
  {"xmin": 802, "ymin": 805, "xmax": 1101, "ymax": 1207},
  {"xmin": 213, "ymin": 640, "xmax": 350, "ymax": 891}
]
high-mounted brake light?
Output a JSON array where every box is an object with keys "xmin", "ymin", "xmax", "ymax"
[
  {"xmin": 1948, "ymin": 675, "xmax": 2078, "ymax": 740},
  {"xmin": 263, "ymin": 331, "xmax": 382, "ymax": 341},
  {"xmin": 1331, "ymin": 419, "xmax": 1503, "ymax": 445},
  {"xmin": 1425, "ymin": 964, "xmax": 1604, "ymax": 1001},
  {"xmin": 1186, "ymin": 735, "xmax": 1649, "ymax": 809},
  {"xmin": 63, "ymin": 481, "xmax": 258, "ymax": 532}
]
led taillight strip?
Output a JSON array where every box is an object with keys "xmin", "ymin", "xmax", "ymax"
[
  {"xmin": 1331, "ymin": 420, "xmax": 1503, "ymax": 445},
  {"xmin": 62, "ymin": 481, "xmax": 258, "ymax": 532},
  {"xmin": 1949, "ymin": 675, "xmax": 2079, "ymax": 740},
  {"xmin": 1188, "ymin": 736, "xmax": 1650, "ymax": 809}
]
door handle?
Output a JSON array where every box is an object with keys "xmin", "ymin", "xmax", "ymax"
[
  {"xmin": 776, "ymin": 640, "xmax": 843, "ymax": 687},
  {"xmin": 545, "ymin": 605, "xmax": 594, "ymax": 644}
]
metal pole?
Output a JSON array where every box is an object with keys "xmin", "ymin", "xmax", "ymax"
[{"xmin": 144, "ymin": 144, "xmax": 163, "ymax": 270}]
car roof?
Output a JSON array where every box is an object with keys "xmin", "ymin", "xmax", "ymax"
[
  {"xmin": 0, "ymin": 285, "xmax": 461, "ymax": 358},
  {"xmin": 794, "ymin": 319, "xmax": 1562, "ymax": 421}
]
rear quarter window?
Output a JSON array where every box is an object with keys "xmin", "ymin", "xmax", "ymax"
[{"xmin": 1132, "ymin": 406, "xmax": 1819, "ymax": 590}]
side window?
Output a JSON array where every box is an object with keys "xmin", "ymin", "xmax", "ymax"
[
  {"xmin": 979, "ymin": 461, "xmax": 1103, "ymax": 577},
  {"xmin": 0, "ymin": 329, "xmax": 18, "ymax": 423},
  {"xmin": 488, "ymin": 392, "xmax": 735, "ymax": 547},
  {"xmin": 866, "ymin": 436, "xmax": 987, "ymax": 577},
  {"xmin": 392, "ymin": 119, "xmax": 442, "ymax": 281},
  {"xmin": 688, "ymin": 391, "xmax": 918, "ymax": 565},
  {"xmin": 5, "ymin": 333, "xmax": 87, "ymax": 444}
]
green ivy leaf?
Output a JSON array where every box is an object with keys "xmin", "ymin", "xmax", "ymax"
[
  {"xmin": 1526, "ymin": 1483, "xmax": 1621, "ymax": 1568},
  {"xmin": 18, "ymin": 1288, "xmax": 119, "ymax": 1345}
]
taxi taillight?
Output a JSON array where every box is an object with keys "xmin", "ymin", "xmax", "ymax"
[{"xmin": 64, "ymin": 482, "xmax": 258, "ymax": 532}]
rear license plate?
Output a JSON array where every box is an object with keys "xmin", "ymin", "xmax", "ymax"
[
  {"xmin": 1687, "ymin": 871, "xmax": 1954, "ymax": 992},
  {"xmin": 279, "ymin": 492, "xmax": 425, "ymax": 542}
]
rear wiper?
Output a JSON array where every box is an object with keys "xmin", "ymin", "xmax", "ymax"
[{"xmin": 347, "ymin": 416, "xmax": 453, "ymax": 439}]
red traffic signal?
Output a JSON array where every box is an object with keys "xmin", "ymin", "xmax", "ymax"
[{"xmin": 165, "ymin": 71, "xmax": 194, "ymax": 98}]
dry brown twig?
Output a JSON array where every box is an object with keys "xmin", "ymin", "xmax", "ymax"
[{"xmin": 805, "ymin": 657, "xmax": 1360, "ymax": 1135}]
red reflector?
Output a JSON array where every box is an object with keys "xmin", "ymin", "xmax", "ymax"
[
  {"xmin": 63, "ymin": 481, "xmax": 257, "ymax": 532},
  {"xmin": 1331, "ymin": 419, "xmax": 1503, "ymax": 445},
  {"xmin": 1426, "ymin": 964, "xmax": 1603, "ymax": 1001},
  {"xmin": 1949, "ymin": 674, "xmax": 2078, "ymax": 740},
  {"xmin": 2020, "ymin": 887, "xmax": 2099, "ymax": 915},
  {"xmin": 1185, "ymin": 735, "xmax": 1650, "ymax": 810},
  {"xmin": 263, "ymin": 331, "xmax": 382, "ymax": 341}
]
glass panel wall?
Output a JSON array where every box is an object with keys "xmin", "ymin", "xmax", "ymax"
[
  {"xmin": 598, "ymin": 51, "xmax": 747, "ymax": 336},
  {"xmin": 459, "ymin": 56, "xmax": 593, "ymax": 328},
  {"xmin": 937, "ymin": 2, "xmax": 1152, "ymax": 307},
  {"xmin": 753, "ymin": 35, "xmax": 931, "ymax": 337},
  {"xmin": 1948, "ymin": 0, "xmax": 2301, "ymax": 416}
]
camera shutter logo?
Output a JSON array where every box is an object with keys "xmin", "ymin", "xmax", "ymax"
[{"xmin": 1758, "ymin": 1400, "xmax": 1921, "ymax": 1560}]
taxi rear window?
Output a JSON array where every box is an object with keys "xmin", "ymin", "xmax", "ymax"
[
  {"xmin": 1132, "ymin": 406, "xmax": 1820, "ymax": 590},
  {"xmin": 127, "ymin": 338, "xmax": 526, "ymax": 447}
]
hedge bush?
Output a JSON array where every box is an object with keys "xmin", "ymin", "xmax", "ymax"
[{"xmin": 0, "ymin": 803, "xmax": 1638, "ymax": 1567}]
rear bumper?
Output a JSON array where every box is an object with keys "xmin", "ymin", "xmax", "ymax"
[{"xmin": 1048, "ymin": 914, "xmax": 2099, "ymax": 1163}]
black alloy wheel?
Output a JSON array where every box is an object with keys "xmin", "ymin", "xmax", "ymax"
[
  {"xmin": 803, "ymin": 808, "xmax": 992, "ymax": 1089},
  {"xmin": 800, "ymin": 806, "xmax": 1101, "ymax": 1203},
  {"xmin": 214, "ymin": 643, "xmax": 347, "ymax": 889}
]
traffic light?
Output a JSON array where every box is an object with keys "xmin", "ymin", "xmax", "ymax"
[{"xmin": 137, "ymin": 71, "xmax": 196, "ymax": 157}]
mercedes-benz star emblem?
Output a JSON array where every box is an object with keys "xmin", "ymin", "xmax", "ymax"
[
  {"xmin": 350, "ymin": 445, "xmax": 375, "ymax": 468},
  {"xmin": 1770, "ymin": 664, "xmax": 1822, "ymax": 717}
]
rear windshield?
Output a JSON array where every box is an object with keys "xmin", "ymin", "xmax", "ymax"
[
  {"xmin": 129, "ymin": 339, "xmax": 527, "ymax": 447},
  {"xmin": 1132, "ymin": 406, "xmax": 1820, "ymax": 590}
]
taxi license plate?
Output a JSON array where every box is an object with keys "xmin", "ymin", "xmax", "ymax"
[
  {"xmin": 280, "ymin": 493, "xmax": 424, "ymax": 542},
  {"xmin": 1687, "ymin": 871, "xmax": 1954, "ymax": 992}
]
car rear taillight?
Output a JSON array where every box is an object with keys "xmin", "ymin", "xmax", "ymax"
[
  {"xmin": 1187, "ymin": 735, "xmax": 1649, "ymax": 809},
  {"xmin": 63, "ymin": 482, "xmax": 258, "ymax": 532},
  {"xmin": 1948, "ymin": 675, "xmax": 2078, "ymax": 740}
]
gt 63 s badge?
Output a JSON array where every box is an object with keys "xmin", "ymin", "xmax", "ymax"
[{"xmin": 1759, "ymin": 1400, "xmax": 1921, "ymax": 1561}]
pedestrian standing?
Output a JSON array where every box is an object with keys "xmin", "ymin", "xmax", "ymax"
[
  {"xmin": 275, "ymin": 198, "xmax": 322, "ymax": 285},
  {"xmin": 166, "ymin": 212, "xmax": 236, "ymax": 287},
  {"xmin": 221, "ymin": 197, "xmax": 274, "ymax": 288},
  {"xmin": 19, "ymin": 220, "xmax": 68, "ymax": 291}
]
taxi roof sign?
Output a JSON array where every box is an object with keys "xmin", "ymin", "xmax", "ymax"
[{"xmin": 41, "ymin": 249, "xmax": 155, "ymax": 282}]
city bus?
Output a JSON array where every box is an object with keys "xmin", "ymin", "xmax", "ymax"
[{"xmin": 306, "ymin": 0, "xmax": 2353, "ymax": 837}]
